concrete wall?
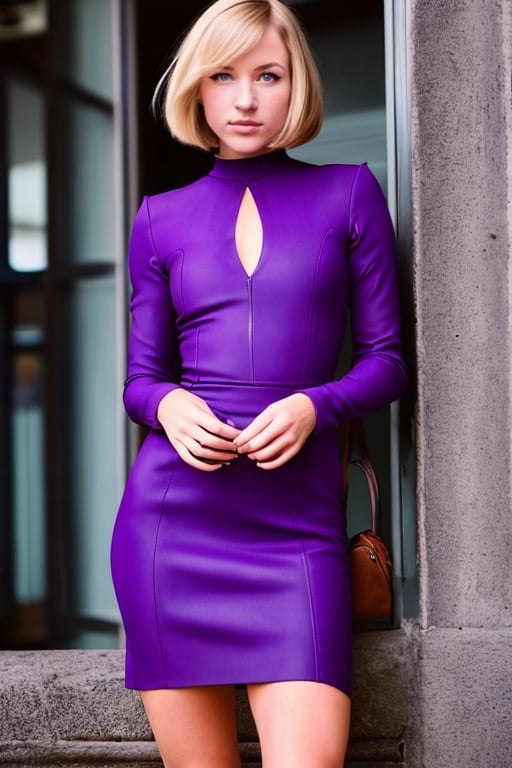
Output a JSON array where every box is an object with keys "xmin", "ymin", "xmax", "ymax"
[{"xmin": 409, "ymin": 0, "xmax": 512, "ymax": 764}]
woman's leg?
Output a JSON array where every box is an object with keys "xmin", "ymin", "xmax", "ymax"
[
  {"xmin": 140, "ymin": 685, "xmax": 241, "ymax": 768},
  {"xmin": 247, "ymin": 681, "xmax": 351, "ymax": 768}
]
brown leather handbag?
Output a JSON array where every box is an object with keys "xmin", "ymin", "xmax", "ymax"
[{"xmin": 342, "ymin": 421, "xmax": 393, "ymax": 628}]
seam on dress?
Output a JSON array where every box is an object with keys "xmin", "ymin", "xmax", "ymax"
[
  {"xmin": 302, "ymin": 228, "xmax": 335, "ymax": 388},
  {"xmin": 174, "ymin": 249, "xmax": 195, "ymax": 381},
  {"xmin": 152, "ymin": 466, "xmax": 177, "ymax": 686},
  {"xmin": 194, "ymin": 327, "xmax": 200, "ymax": 383},
  {"xmin": 144, "ymin": 196, "xmax": 160, "ymax": 263},
  {"xmin": 176, "ymin": 249, "xmax": 185, "ymax": 313},
  {"xmin": 299, "ymin": 547, "xmax": 320, "ymax": 681},
  {"xmin": 146, "ymin": 196, "xmax": 184, "ymax": 281},
  {"xmin": 347, "ymin": 164, "xmax": 364, "ymax": 249}
]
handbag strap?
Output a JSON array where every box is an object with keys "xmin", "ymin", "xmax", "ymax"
[{"xmin": 342, "ymin": 419, "xmax": 380, "ymax": 535}]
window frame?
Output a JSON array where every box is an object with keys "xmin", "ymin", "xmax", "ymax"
[
  {"xmin": 42, "ymin": 0, "xmax": 129, "ymax": 645},
  {"xmin": 384, "ymin": 0, "xmax": 417, "ymax": 620}
]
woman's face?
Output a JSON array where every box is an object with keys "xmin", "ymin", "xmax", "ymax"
[{"xmin": 199, "ymin": 24, "xmax": 291, "ymax": 159}]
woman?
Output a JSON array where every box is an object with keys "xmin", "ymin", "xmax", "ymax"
[{"xmin": 111, "ymin": 1, "xmax": 407, "ymax": 766}]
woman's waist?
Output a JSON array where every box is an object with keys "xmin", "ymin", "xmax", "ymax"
[{"xmin": 183, "ymin": 380, "xmax": 298, "ymax": 429}]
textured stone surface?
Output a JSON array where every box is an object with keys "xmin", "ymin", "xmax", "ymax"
[
  {"xmin": 409, "ymin": 628, "xmax": 512, "ymax": 766},
  {"xmin": 0, "ymin": 651, "xmax": 149, "ymax": 744},
  {"xmin": 0, "ymin": 643, "xmax": 412, "ymax": 765},
  {"xmin": 411, "ymin": 0, "xmax": 512, "ymax": 630},
  {"xmin": 0, "ymin": 650, "xmax": 262, "ymax": 765},
  {"xmin": 408, "ymin": 0, "xmax": 512, "ymax": 765},
  {"xmin": 351, "ymin": 628, "xmax": 415, "ymax": 741}
]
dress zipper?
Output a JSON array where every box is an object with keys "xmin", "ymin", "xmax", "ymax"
[{"xmin": 247, "ymin": 275, "xmax": 254, "ymax": 382}]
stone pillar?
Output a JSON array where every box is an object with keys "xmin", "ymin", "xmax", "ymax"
[{"xmin": 409, "ymin": 0, "xmax": 512, "ymax": 764}]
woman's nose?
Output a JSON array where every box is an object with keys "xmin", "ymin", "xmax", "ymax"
[{"xmin": 234, "ymin": 81, "xmax": 257, "ymax": 111}]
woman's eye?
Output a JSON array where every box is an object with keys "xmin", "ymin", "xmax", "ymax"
[
  {"xmin": 260, "ymin": 72, "xmax": 280, "ymax": 83},
  {"xmin": 211, "ymin": 72, "xmax": 231, "ymax": 82}
]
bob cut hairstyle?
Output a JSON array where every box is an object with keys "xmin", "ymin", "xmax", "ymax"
[{"xmin": 154, "ymin": 0, "xmax": 324, "ymax": 152}]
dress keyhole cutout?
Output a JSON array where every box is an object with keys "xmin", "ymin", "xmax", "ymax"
[{"xmin": 235, "ymin": 187, "xmax": 263, "ymax": 277}]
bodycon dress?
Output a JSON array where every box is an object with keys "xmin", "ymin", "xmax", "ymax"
[{"xmin": 110, "ymin": 150, "xmax": 406, "ymax": 696}]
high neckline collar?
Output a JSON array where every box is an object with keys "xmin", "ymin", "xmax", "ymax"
[{"xmin": 209, "ymin": 150, "xmax": 290, "ymax": 180}]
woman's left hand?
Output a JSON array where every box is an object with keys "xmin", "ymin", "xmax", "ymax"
[{"xmin": 233, "ymin": 393, "xmax": 316, "ymax": 470}]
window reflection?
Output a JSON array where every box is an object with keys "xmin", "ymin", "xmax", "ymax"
[
  {"xmin": 7, "ymin": 295, "xmax": 47, "ymax": 648},
  {"xmin": 58, "ymin": 276, "xmax": 120, "ymax": 628},
  {"xmin": 289, "ymin": 6, "xmax": 387, "ymax": 189},
  {"xmin": 7, "ymin": 79, "xmax": 47, "ymax": 272},
  {"xmin": 56, "ymin": 98, "xmax": 115, "ymax": 264},
  {"xmin": 53, "ymin": 0, "xmax": 112, "ymax": 101},
  {"xmin": 0, "ymin": 0, "xmax": 46, "ymax": 42},
  {"xmin": 11, "ymin": 337, "xmax": 45, "ymax": 603}
]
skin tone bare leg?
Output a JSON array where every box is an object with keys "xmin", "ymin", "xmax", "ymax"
[
  {"xmin": 140, "ymin": 686, "xmax": 241, "ymax": 768},
  {"xmin": 247, "ymin": 681, "xmax": 351, "ymax": 768}
]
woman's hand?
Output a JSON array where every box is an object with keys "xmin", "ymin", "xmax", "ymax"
[
  {"xmin": 233, "ymin": 393, "xmax": 316, "ymax": 470},
  {"xmin": 157, "ymin": 388, "xmax": 240, "ymax": 471}
]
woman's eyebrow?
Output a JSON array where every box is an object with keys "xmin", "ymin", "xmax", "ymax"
[
  {"xmin": 254, "ymin": 62, "xmax": 287, "ymax": 71},
  {"xmin": 214, "ymin": 61, "xmax": 288, "ymax": 72}
]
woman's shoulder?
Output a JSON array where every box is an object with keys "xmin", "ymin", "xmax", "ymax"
[
  {"xmin": 145, "ymin": 174, "xmax": 210, "ymax": 210},
  {"xmin": 283, "ymin": 157, "xmax": 385, "ymax": 212},
  {"xmin": 287, "ymin": 156, "xmax": 377, "ymax": 185},
  {"xmin": 140, "ymin": 175, "xmax": 215, "ymax": 234}
]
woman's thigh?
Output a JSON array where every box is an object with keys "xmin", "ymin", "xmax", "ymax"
[
  {"xmin": 247, "ymin": 680, "xmax": 351, "ymax": 768},
  {"xmin": 140, "ymin": 685, "xmax": 241, "ymax": 768}
]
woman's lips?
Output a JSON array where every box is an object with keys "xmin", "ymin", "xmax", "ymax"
[{"xmin": 229, "ymin": 121, "xmax": 261, "ymax": 133}]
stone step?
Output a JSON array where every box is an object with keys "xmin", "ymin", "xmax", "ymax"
[{"xmin": 0, "ymin": 644, "xmax": 409, "ymax": 767}]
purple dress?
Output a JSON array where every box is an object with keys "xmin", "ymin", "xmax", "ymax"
[{"xmin": 111, "ymin": 150, "xmax": 406, "ymax": 696}]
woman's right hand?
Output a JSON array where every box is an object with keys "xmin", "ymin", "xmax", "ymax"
[{"xmin": 157, "ymin": 388, "xmax": 240, "ymax": 471}]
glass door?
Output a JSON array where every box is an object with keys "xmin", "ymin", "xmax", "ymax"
[
  {"xmin": 0, "ymin": 7, "xmax": 49, "ymax": 647},
  {"xmin": 44, "ymin": 0, "xmax": 127, "ymax": 647}
]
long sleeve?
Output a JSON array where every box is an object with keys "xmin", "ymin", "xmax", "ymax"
[
  {"xmin": 123, "ymin": 197, "xmax": 181, "ymax": 429},
  {"xmin": 300, "ymin": 164, "xmax": 407, "ymax": 433}
]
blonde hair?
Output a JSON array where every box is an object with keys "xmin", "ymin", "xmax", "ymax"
[{"xmin": 154, "ymin": 0, "xmax": 324, "ymax": 152}]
